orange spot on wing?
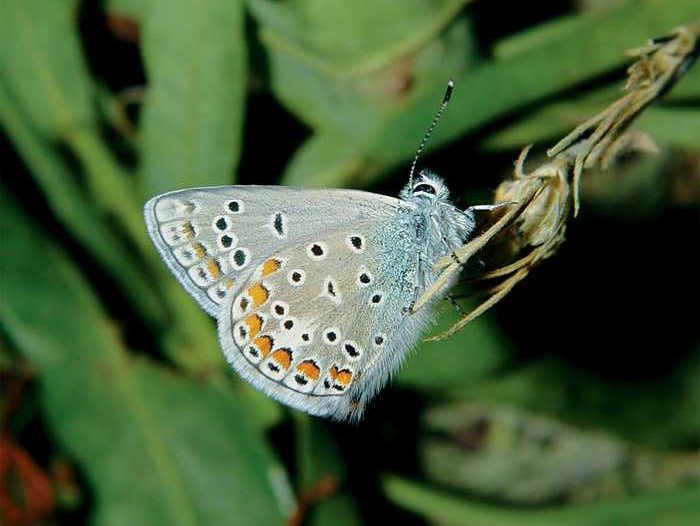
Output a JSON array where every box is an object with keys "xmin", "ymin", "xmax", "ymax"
[
  {"xmin": 244, "ymin": 314, "xmax": 263, "ymax": 338},
  {"xmin": 193, "ymin": 243, "xmax": 206, "ymax": 258},
  {"xmin": 254, "ymin": 336, "xmax": 274, "ymax": 357},
  {"xmin": 271, "ymin": 348, "xmax": 292, "ymax": 370},
  {"xmin": 329, "ymin": 366, "xmax": 352, "ymax": 386},
  {"xmin": 248, "ymin": 283, "xmax": 270, "ymax": 307},
  {"xmin": 182, "ymin": 221, "xmax": 195, "ymax": 239},
  {"xmin": 224, "ymin": 278, "xmax": 234, "ymax": 289},
  {"xmin": 207, "ymin": 259, "xmax": 222, "ymax": 279},
  {"xmin": 296, "ymin": 360, "xmax": 320, "ymax": 380},
  {"xmin": 336, "ymin": 369, "xmax": 352, "ymax": 386},
  {"xmin": 262, "ymin": 258, "xmax": 282, "ymax": 277}
]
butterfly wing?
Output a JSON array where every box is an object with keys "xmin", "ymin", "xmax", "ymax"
[
  {"xmin": 217, "ymin": 213, "xmax": 434, "ymax": 420},
  {"xmin": 144, "ymin": 186, "xmax": 403, "ymax": 316}
]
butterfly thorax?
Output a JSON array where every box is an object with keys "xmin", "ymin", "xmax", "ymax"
[{"xmin": 399, "ymin": 171, "xmax": 475, "ymax": 294}]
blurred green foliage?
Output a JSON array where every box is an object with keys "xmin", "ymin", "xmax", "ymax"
[{"xmin": 0, "ymin": 0, "xmax": 698, "ymax": 525}]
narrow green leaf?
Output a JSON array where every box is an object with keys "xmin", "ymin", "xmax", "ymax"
[
  {"xmin": 397, "ymin": 306, "xmax": 509, "ymax": 389},
  {"xmin": 106, "ymin": 0, "xmax": 145, "ymax": 18},
  {"xmin": 0, "ymin": 81, "xmax": 165, "ymax": 328},
  {"xmin": 139, "ymin": 0, "xmax": 247, "ymax": 195},
  {"xmin": 493, "ymin": 14, "xmax": 584, "ymax": 60},
  {"xmin": 450, "ymin": 356, "xmax": 700, "ymax": 450},
  {"xmin": 281, "ymin": 130, "xmax": 370, "ymax": 187},
  {"xmin": 421, "ymin": 402, "xmax": 700, "ymax": 504},
  {"xmin": 0, "ymin": 0, "xmax": 147, "ymax": 252},
  {"xmin": 383, "ymin": 476, "xmax": 700, "ymax": 526},
  {"xmin": 371, "ymin": 0, "xmax": 700, "ymax": 180},
  {"xmin": 249, "ymin": 0, "xmax": 469, "ymax": 76},
  {"xmin": 0, "ymin": 189, "xmax": 286, "ymax": 525},
  {"xmin": 484, "ymin": 101, "xmax": 700, "ymax": 151},
  {"xmin": 271, "ymin": 13, "xmax": 476, "ymax": 186},
  {"xmin": 0, "ymin": 0, "xmax": 90, "ymax": 136},
  {"xmin": 0, "ymin": 0, "xmax": 224, "ymax": 371},
  {"xmin": 293, "ymin": 415, "xmax": 363, "ymax": 526},
  {"xmin": 251, "ymin": 0, "xmax": 475, "ymax": 138}
]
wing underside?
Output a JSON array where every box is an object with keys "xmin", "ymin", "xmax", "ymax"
[
  {"xmin": 217, "ymin": 220, "xmax": 429, "ymax": 420},
  {"xmin": 144, "ymin": 185, "xmax": 402, "ymax": 316}
]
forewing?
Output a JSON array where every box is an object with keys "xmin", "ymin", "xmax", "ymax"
[
  {"xmin": 217, "ymin": 217, "xmax": 424, "ymax": 420},
  {"xmin": 144, "ymin": 186, "xmax": 402, "ymax": 315}
]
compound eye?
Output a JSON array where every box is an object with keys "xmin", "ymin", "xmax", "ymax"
[{"xmin": 413, "ymin": 183, "xmax": 436, "ymax": 195}]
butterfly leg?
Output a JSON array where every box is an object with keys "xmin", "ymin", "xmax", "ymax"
[
  {"xmin": 465, "ymin": 201, "xmax": 516, "ymax": 215},
  {"xmin": 407, "ymin": 250, "xmax": 437, "ymax": 313},
  {"xmin": 411, "ymin": 201, "xmax": 520, "ymax": 314},
  {"xmin": 446, "ymin": 294, "xmax": 467, "ymax": 316}
]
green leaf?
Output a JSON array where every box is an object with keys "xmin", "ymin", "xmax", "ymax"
[
  {"xmin": 293, "ymin": 415, "xmax": 363, "ymax": 526},
  {"xmin": 106, "ymin": 0, "xmax": 145, "ymax": 18},
  {"xmin": 0, "ymin": 188, "xmax": 287, "ymax": 525},
  {"xmin": 0, "ymin": 0, "xmax": 147, "ymax": 253},
  {"xmin": 281, "ymin": 130, "xmax": 371, "ymax": 187},
  {"xmin": 483, "ymin": 98, "xmax": 700, "ymax": 151},
  {"xmin": 249, "ymin": 0, "xmax": 469, "ymax": 76},
  {"xmin": 276, "ymin": 10, "xmax": 473, "ymax": 131},
  {"xmin": 0, "ymin": 0, "xmax": 91, "ymax": 136},
  {"xmin": 384, "ymin": 476, "xmax": 700, "ymax": 526},
  {"xmin": 450, "ymin": 356, "xmax": 700, "ymax": 450},
  {"xmin": 251, "ymin": 0, "xmax": 476, "ymax": 187},
  {"xmin": 2, "ymin": 0, "xmax": 233, "ymax": 373},
  {"xmin": 277, "ymin": 15, "xmax": 475, "ymax": 186},
  {"xmin": 492, "ymin": 14, "xmax": 584, "ymax": 60},
  {"xmin": 396, "ymin": 306, "xmax": 510, "ymax": 389},
  {"xmin": 139, "ymin": 0, "xmax": 247, "ymax": 196},
  {"xmin": 420, "ymin": 402, "xmax": 700, "ymax": 504},
  {"xmin": 0, "ymin": 80, "xmax": 165, "ymax": 328},
  {"xmin": 370, "ymin": 0, "xmax": 700, "ymax": 181}
]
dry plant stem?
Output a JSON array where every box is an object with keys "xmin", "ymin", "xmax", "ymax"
[
  {"xmin": 111, "ymin": 86, "xmax": 146, "ymax": 145},
  {"xmin": 427, "ymin": 267, "xmax": 529, "ymax": 341},
  {"xmin": 428, "ymin": 152, "xmax": 569, "ymax": 341},
  {"xmin": 548, "ymin": 22, "xmax": 700, "ymax": 216},
  {"xmin": 411, "ymin": 198, "xmax": 526, "ymax": 313},
  {"xmin": 425, "ymin": 21, "xmax": 700, "ymax": 340},
  {"xmin": 285, "ymin": 475, "xmax": 339, "ymax": 526}
]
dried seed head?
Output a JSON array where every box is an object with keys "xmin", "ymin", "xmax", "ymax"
[{"xmin": 425, "ymin": 22, "xmax": 699, "ymax": 340}]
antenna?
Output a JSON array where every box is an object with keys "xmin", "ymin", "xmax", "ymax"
[{"xmin": 408, "ymin": 79, "xmax": 454, "ymax": 188}]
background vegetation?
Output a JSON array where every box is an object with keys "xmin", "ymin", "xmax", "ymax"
[{"xmin": 1, "ymin": 0, "xmax": 698, "ymax": 525}]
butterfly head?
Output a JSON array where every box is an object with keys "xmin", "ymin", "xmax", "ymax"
[{"xmin": 401, "ymin": 169, "xmax": 451, "ymax": 203}]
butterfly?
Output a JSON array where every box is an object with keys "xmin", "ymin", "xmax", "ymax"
[{"xmin": 144, "ymin": 82, "xmax": 493, "ymax": 420}]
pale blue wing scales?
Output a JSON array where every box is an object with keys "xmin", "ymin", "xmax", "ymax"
[
  {"xmin": 144, "ymin": 185, "xmax": 402, "ymax": 316},
  {"xmin": 217, "ymin": 217, "xmax": 433, "ymax": 420}
]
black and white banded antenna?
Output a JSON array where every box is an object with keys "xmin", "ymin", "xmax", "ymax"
[{"xmin": 408, "ymin": 79, "xmax": 455, "ymax": 189}]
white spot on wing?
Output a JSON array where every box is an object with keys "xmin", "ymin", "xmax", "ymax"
[
  {"xmin": 216, "ymin": 232, "xmax": 238, "ymax": 251},
  {"xmin": 343, "ymin": 340, "xmax": 362, "ymax": 361},
  {"xmin": 306, "ymin": 242, "xmax": 328, "ymax": 261},
  {"xmin": 230, "ymin": 247, "xmax": 251, "ymax": 270},
  {"xmin": 270, "ymin": 301, "xmax": 289, "ymax": 319},
  {"xmin": 346, "ymin": 234, "xmax": 366, "ymax": 253},
  {"xmin": 323, "ymin": 327, "xmax": 340, "ymax": 345},
  {"xmin": 173, "ymin": 243, "xmax": 206, "ymax": 267},
  {"xmin": 233, "ymin": 293, "xmax": 253, "ymax": 319},
  {"xmin": 287, "ymin": 269, "xmax": 306, "ymax": 286},
  {"xmin": 212, "ymin": 215, "xmax": 231, "ymax": 232},
  {"xmin": 154, "ymin": 198, "xmax": 195, "ymax": 221},
  {"xmin": 356, "ymin": 267, "xmax": 372, "ymax": 288},
  {"xmin": 225, "ymin": 199, "xmax": 244, "ymax": 214}
]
